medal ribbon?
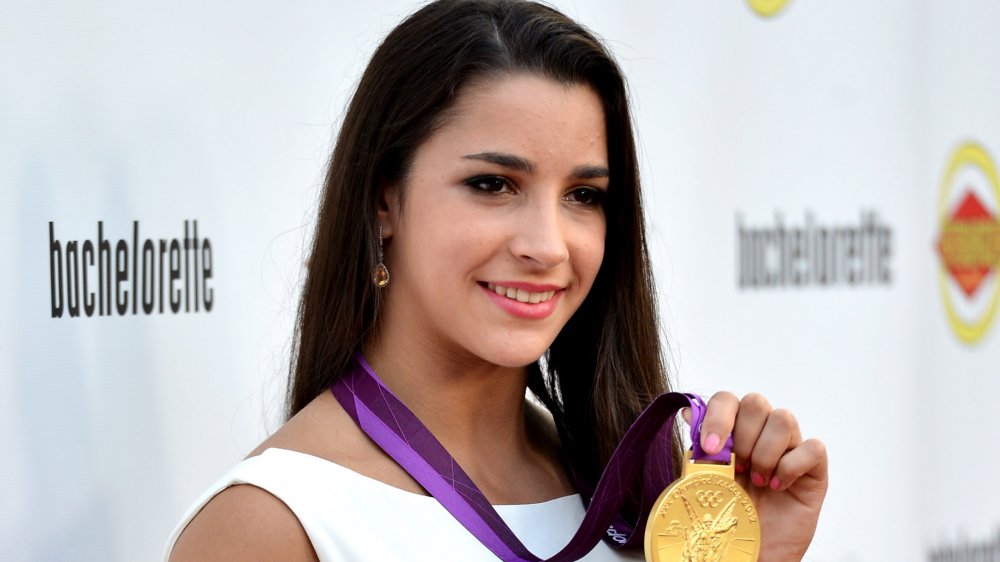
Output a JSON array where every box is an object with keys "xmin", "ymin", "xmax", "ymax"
[{"xmin": 330, "ymin": 354, "xmax": 732, "ymax": 561}]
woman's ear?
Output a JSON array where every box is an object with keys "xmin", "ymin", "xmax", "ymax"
[{"xmin": 377, "ymin": 182, "xmax": 401, "ymax": 238}]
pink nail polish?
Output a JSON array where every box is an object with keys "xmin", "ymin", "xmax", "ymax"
[
  {"xmin": 704, "ymin": 434, "xmax": 720, "ymax": 453},
  {"xmin": 734, "ymin": 462, "xmax": 746, "ymax": 474},
  {"xmin": 769, "ymin": 476, "xmax": 781, "ymax": 490},
  {"xmin": 751, "ymin": 472, "xmax": 765, "ymax": 487}
]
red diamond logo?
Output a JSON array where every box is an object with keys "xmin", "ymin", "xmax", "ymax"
[{"xmin": 937, "ymin": 190, "xmax": 1000, "ymax": 297}]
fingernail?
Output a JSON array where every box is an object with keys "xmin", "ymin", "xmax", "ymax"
[
  {"xmin": 704, "ymin": 433, "xmax": 720, "ymax": 454},
  {"xmin": 769, "ymin": 476, "xmax": 781, "ymax": 490},
  {"xmin": 751, "ymin": 472, "xmax": 765, "ymax": 487},
  {"xmin": 734, "ymin": 462, "xmax": 746, "ymax": 474}
]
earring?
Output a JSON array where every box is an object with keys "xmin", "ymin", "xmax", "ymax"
[{"xmin": 373, "ymin": 224, "xmax": 390, "ymax": 288}]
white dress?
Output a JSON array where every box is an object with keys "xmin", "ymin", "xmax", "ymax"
[{"xmin": 164, "ymin": 448, "xmax": 644, "ymax": 561}]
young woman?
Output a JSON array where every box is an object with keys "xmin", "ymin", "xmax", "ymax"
[{"xmin": 167, "ymin": 1, "xmax": 828, "ymax": 560}]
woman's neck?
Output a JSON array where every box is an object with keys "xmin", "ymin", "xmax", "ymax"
[
  {"xmin": 364, "ymin": 336, "xmax": 531, "ymax": 463},
  {"xmin": 361, "ymin": 333, "xmax": 572, "ymax": 503}
]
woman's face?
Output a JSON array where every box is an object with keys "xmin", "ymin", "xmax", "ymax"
[{"xmin": 379, "ymin": 73, "xmax": 608, "ymax": 368}]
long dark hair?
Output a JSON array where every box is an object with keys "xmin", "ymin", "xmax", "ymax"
[{"xmin": 289, "ymin": 0, "xmax": 680, "ymax": 499}]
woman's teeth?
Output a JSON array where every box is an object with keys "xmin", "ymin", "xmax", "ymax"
[{"xmin": 485, "ymin": 283, "xmax": 556, "ymax": 304}]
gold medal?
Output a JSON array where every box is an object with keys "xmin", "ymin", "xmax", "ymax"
[{"xmin": 644, "ymin": 451, "xmax": 760, "ymax": 562}]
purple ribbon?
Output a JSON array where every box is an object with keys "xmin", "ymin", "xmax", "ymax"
[{"xmin": 330, "ymin": 354, "xmax": 732, "ymax": 562}]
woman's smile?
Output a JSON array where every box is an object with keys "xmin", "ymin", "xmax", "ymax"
[
  {"xmin": 483, "ymin": 282, "xmax": 558, "ymax": 304},
  {"xmin": 480, "ymin": 282, "xmax": 564, "ymax": 320}
]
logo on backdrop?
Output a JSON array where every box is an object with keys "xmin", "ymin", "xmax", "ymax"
[
  {"xmin": 48, "ymin": 220, "xmax": 214, "ymax": 318},
  {"xmin": 928, "ymin": 527, "xmax": 1000, "ymax": 562},
  {"xmin": 936, "ymin": 141, "xmax": 1000, "ymax": 344},
  {"xmin": 736, "ymin": 210, "xmax": 894, "ymax": 289},
  {"xmin": 747, "ymin": 0, "xmax": 790, "ymax": 18}
]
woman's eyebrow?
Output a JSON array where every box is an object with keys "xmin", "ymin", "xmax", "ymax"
[
  {"xmin": 571, "ymin": 165, "xmax": 610, "ymax": 180},
  {"xmin": 462, "ymin": 152, "xmax": 535, "ymax": 172},
  {"xmin": 463, "ymin": 152, "xmax": 609, "ymax": 180}
]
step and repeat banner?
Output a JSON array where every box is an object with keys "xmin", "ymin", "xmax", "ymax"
[{"xmin": 2, "ymin": 1, "xmax": 997, "ymax": 560}]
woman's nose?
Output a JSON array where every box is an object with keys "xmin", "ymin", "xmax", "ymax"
[{"xmin": 509, "ymin": 198, "xmax": 570, "ymax": 269}]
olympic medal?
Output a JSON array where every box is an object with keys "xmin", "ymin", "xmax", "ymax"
[{"xmin": 644, "ymin": 452, "xmax": 760, "ymax": 562}]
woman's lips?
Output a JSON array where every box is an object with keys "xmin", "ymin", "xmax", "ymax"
[
  {"xmin": 485, "ymin": 282, "xmax": 557, "ymax": 304},
  {"xmin": 480, "ymin": 281, "xmax": 563, "ymax": 319}
]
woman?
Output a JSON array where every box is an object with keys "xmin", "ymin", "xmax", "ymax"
[{"xmin": 167, "ymin": 1, "xmax": 828, "ymax": 560}]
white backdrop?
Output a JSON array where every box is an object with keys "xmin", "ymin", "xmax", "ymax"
[{"xmin": 2, "ymin": 1, "xmax": 998, "ymax": 560}]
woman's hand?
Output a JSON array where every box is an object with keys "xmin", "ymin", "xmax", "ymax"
[{"xmin": 690, "ymin": 392, "xmax": 828, "ymax": 561}]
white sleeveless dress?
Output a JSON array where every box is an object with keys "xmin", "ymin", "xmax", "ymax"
[{"xmin": 164, "ymin": 448, "xmax": 644, "ymax": 561}]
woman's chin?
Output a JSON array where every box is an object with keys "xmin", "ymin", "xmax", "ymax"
[{"xmin": 473, "ymin": 344, "xmax": 551, "ymax": 369}]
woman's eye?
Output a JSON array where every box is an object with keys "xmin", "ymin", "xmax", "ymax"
[
  {"xmin": 566, "ymin": 187, "xmax": 606, "ymax": 207},
  {"xmin": 465, "ymin": 176, "xmax": 511, "ymax": 194}
]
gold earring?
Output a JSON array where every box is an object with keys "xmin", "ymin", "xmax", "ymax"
[{"xmin": 373, "ymin": 224, "xmax": 390, "ymax": 288}]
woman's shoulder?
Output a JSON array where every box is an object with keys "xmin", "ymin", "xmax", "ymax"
[
  {"xmin": 167, "ymin": 391, "xmax": 424, "ymax": 561},
  {"xmin": 168, "ymin": 480, "xmax": 318, "ymax": 562},
  {"xmin": 166, "ymin": 394, "xmax": 341, "ymax": 562}
]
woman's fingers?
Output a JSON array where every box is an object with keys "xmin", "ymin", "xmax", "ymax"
[
  {"xmin": 748, "ymin": 408, "xmax": 802, "ymax": 487},
  {"xmin": 692, "ymin": 392, "xmax": 817, "ymax": 492},
  {"xmin": 698, "ymin": 391, "xmax": 740, "ymax": 454},
  {"xmin": 770, "ymin": 438, "xmax": 828, "ymax": 492},
  {"xmin": 731, "ymin": 393, "xmax": 771, "ymax": 471}
]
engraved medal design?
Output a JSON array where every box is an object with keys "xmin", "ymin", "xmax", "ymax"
[{"xmin": 645, "ymin": 451, "xmax": 760, "ymax": 562}]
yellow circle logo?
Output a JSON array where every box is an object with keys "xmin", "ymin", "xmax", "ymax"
[
  {"xmin": 936, "ymin": 142, "xmax": 1000, "ymax": 344},
  {"xmin": 748, "ymin": 0, "xmax": 790, "ymax": 17}
]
